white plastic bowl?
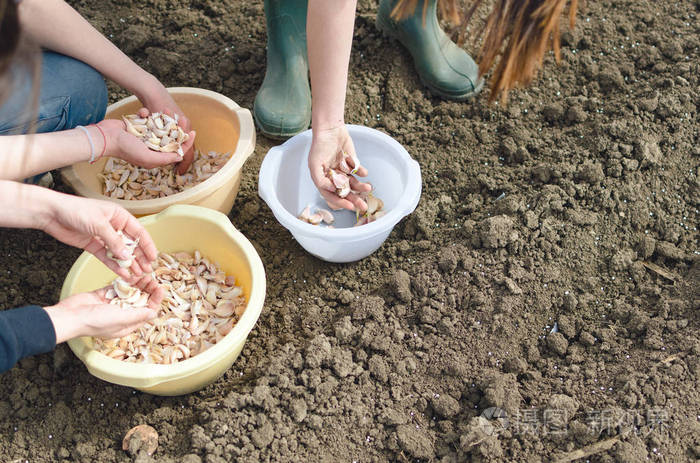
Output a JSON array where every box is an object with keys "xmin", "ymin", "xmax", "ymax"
[{"xmin": 258, "ymin": 125, "xmax": 421, "ymax": 263}]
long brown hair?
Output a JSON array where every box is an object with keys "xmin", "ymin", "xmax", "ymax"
[
  {"xmin": 391, "ymin": 0, "xmax": 580, "ymax": 102},
  {"xmin": 0, "ymin": 0, "xmax": 40, "ymax": 114}
]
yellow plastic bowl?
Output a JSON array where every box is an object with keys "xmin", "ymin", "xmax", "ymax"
[
  {"xmin": 60, "ymin": 205, "xmax": 266, "ymax": 396},
  {"xmin": 61, "ymin": 87, "xmax": 256, "ymax": 217}
]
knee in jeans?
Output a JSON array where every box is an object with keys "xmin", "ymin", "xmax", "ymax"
[
  {"xmin": 70, "ymin": 63, "xmax": 107, "ymax": 126},
  {"xmin": 84, "ymin": 67, "xmax": 108, "ymax": 116},
  {"xmin": 54, "ymin": 56, "xmax": 108, "ymax": 128}
]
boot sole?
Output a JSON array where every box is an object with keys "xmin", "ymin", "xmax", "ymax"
[
  {"xmin": 253, "ymin": 97, "xmax": 311, "ymax": 140},
  {"xmin": 254, "ymin": 115, "xmax": 310, "ymax": 140},
  {"xmin": 375, "ymin": 14, "xmax": 484, "ymax": 101}
]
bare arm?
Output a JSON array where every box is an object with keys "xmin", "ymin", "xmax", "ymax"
[
  {"xmin": 0, "ymin": 179, "xmax": 159, "ymax": 278},
  {"xmin": 18, "ymin": 0, "xmax": 162, "ymax": 106},
  {"xmin": 306, "ymin": 0, "xmax": 370, "ymax": 211},
  {"xmin": 16, "ymin": 0, "xmax": 196, "ymax": 174},
  {"xmin": 0, "ymin": 182, "xmax": 162, "ymax": 354},
  {"xmin": 0, "ymin": 180, "xmax": 53, "ymax": 230},
  {"xmin": 0, "ymin": 119, "xmax": 190, "ymax": 182},
  {"xmin": 0, "ymin": 127, "xmax": 98, "ymax": 181},
  {"xmin": 307, "ymin": 0, "xmax": 357, "ymax": 131}
]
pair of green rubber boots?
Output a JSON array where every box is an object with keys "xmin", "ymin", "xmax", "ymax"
[{"xmin": 253, "ymin": 0, "xmax": 483, "ymax": 138}]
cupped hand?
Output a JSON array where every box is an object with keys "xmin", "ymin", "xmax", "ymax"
[
  {"xmin": 135, "ymin": 80, "xmax": 195, "ymax": 174},
  {"xmin": 308, "ymin": 125, "xmax": 372, "ymax": 211},
  {"xmin": 44, "ymin": 277, "xmax": 163, "ymax": 344},
  {"xmin": 97, "ymin": 116, "xmax": 195, "ymax": 169},
  {"xmin": 40, "ymin": 195, "xmax": 158, "ymax": 280}
]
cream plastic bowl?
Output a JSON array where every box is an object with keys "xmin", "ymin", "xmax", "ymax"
[
  {"xmin": 258, "ymin": 125, "xmax": 422, "ymax": 263},
  {"xmin": 60, "ymin": 205, "xmax": 266, "ymax": 396},
  {"xmin": 61, "ymin": 87, "xmax": 256, "ymax": 217}
]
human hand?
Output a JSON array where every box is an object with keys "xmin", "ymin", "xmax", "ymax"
[
  {"xmin": 44, "ymin": 277, "xmax": 163, "ymax": 344},
  {"xmin": 39, "ymin": 194, "xmax": 158, "ymax": 280},
  {"xmin": 308, "ymin": 125, "xmax": 372, "ymax": 211},
  {"xmin": 135, "ymin": 79, "xmax": 195, "ymax": 174},
  {"xmin": 96, "ymin": 112, "xmax": 195, "ymax": 169}
]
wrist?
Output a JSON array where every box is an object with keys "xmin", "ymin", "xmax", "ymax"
[
  {"xmin": 44, "ymin": 304, "xmax": 80, "ymax": 344},
  {"xmin": 85, "ymin": 125, "xmax": 104, "ymax": 163},
  {"xmin": 132, "ymin": 73, "xmax": 163, "ymax": 108},
  {"xmin": 90, "ymin": 124, "xmax": 107, "ymax": 163},
  {"xmin": 73, "ymin": 125, "xmax": 104, "ymax": 164},
  {"xmin": 311, "ymin": 105, "xmax": 345, "ymax": 133},
  {"xmin": 15, "ymin": 181, "xmax": 59, "ymax": 231},
  {"xmin": 95, "ymin": 120, "xmax": 120, "ymax": 159},
  {"xmin": 0, "ymin": 181, "xmax": 56, "ymax": 229},
  {"xmin": 312, "ymin": 117, "xmax": 346, "ymax": 133}
]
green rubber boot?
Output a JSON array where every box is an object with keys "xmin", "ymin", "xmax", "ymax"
[
  {"xmin": 376, "ymin": 0, "xmax": 483, "ymax": 100},
  {"xmin": 253, "ymin": 0, "xmax": 311, "ymax": 138}
]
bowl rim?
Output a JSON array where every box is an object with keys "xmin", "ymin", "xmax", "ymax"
[
  {"xmin": 61, "ymin": 87, "xmax": 256, "ymax": 214},
  {"xmin": 63, "ymin": 204, "xmax": 266, "ymax": 389},
  {"xmin": 258, "ymin": 125, "xmax": 422, "ymax": 240}
]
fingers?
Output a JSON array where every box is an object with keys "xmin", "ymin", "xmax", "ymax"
[
  {"xmin": 117, "ymin": 132, "xmax": 177, "ymax": 168},
  {"xmin": 93, "ymin": 287, "xmax": 109, "ymax": 300},
  {"xmin": 122, "ymin": 109, "xmax": 193, "ymax": 169},
  {"xmin": 147, "ymin": 286, "xmax": 165, "ymax": 310},
  {"xmin": 103, "ymin": 274, "xmax": 162, "ymax": 312},
  {"xmin": 319, "ymin": 189, "xmax": 355, "ymax": 211},
  {"xmin": 310, "ymin": 163, "xmax": 336, "ymax": 193},
  {"xmin": 354, "ymin": 166, "xmax": 369, "ymax": 177},
  {"xmin": 120, "ymin": 213, "xmax": 158, "ymax": 264},
  {"xmin": 85, "ymin": 228, "xmax": 145, "ymax": 280},
  {"xmin": 349, "ymin": 176, "xmax": 372, "ymax": 193},
  {"xmin": 316, "ymin": 176, "xmax": 336, "ymax": 193},
  {"xmin": 106, "ymin": 305, "xmax": 159, "ymax": 337},
  {"xmin": 307, "ymin": 130, "xmax": 372, "ymax": 213},
  {"xmin": 340, "ymin": 147, "xmax": 367, "ymax": 176},
  {"xmin": 313, "ymin": 165, "xmax": 370, "ymax": 211},
  {"xmin": 125, "ymin": 131, "xmax": 181, "ymax": 168},
  {"xmin": 314, "ymin": 168, "xmax": 367, "ymax": 211},
  {"xmin": 90, "ymin": 245, "xmax": 140, "ymax": 279},
  {"xmin": 114, "ymin": 274, "xmax": 163, "ymax": 310},
  {"xmin": 345, "ymin": 192, "xmax": 368, "ymax": 212},
  {"xmin": 130, "ymin": 273, "xmax": 156, "ymax": 292},
  {"xmin": 143, "ymin": 150, "xmax": 183, "ymax": 168},
  {"xmin": 180, "ymin": 115, "xmax": 192, "ymax": 132},
  {"xmin": 110, "ymin": 314, "xmax": 158, "ymax": 338},
  {"xmin": 178, "ymin": 113, "xmax": 192, "ymax": 132},
  {"xmin": 96, "ymin": 222, "xmax": 128, "ymax": 260},
  {"xmin": 94, "ymin": 206, "xmax": 156, "ymax": 278},
  {"xmin": 84, "ymin": 238, "xmax": 128, "ymax": 278},
  {"xmin": 182, "ymin": 130, "xmax": 196, "ymax": 152},
  {"xmin": 146, "ymin": 129, "xmax": 194, "ymax": 172},
  {"xmin": 127, "ymin": 257, "xmax": 145, "ymax": 279},
  {"xmin": 341, "ymin": 141, "xmax": 361, "ymax": 170},
  {"xmin": 159, "ymin": 107, "xmax": 190, "ymax": 133},
  {"xmin": 131, "ymin": 247, "xmax": 153, "ymax": 275},
  {"xmin": 175, "ymin": 130, "xmax": 196, "ymax": 175},
  {"xmin": 175, "ymin": 148, "xmax": 194, "ymax": 175},
  {"xmin": 128, "ymin": 306, "xmax": 159, "ymax": 323}
]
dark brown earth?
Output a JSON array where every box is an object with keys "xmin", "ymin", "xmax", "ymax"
[{"xmin": 1, "ymin": 0, "xmax": 699, "ymax": 462}]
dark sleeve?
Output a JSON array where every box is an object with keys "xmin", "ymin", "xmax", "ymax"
[{"xmin": 0, "ymin": 305, "xmax": 57, "ymax": 373}]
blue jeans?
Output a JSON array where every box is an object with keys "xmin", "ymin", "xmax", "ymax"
[{"xmin": 0, "ymin": 51, "xmax": 107, "ymax": 135}]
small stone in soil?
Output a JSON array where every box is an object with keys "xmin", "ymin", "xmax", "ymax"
[{"xmin": 122, "ymin": 424, "xmax": 158, "ymax": 457}]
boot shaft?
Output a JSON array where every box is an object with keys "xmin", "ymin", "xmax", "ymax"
[{"xmin": 264, "ymin": 0, "xmax": 308, "ymax": 57}]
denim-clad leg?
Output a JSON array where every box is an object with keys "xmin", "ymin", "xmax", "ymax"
[{"xmin": 0, "ymin": 51, "xmax": 108, "ymax": 135}]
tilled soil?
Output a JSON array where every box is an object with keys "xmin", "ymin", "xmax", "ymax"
[{"xmin": 1, "ymin": 0, "xmax": 698, "ymax": 462}]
